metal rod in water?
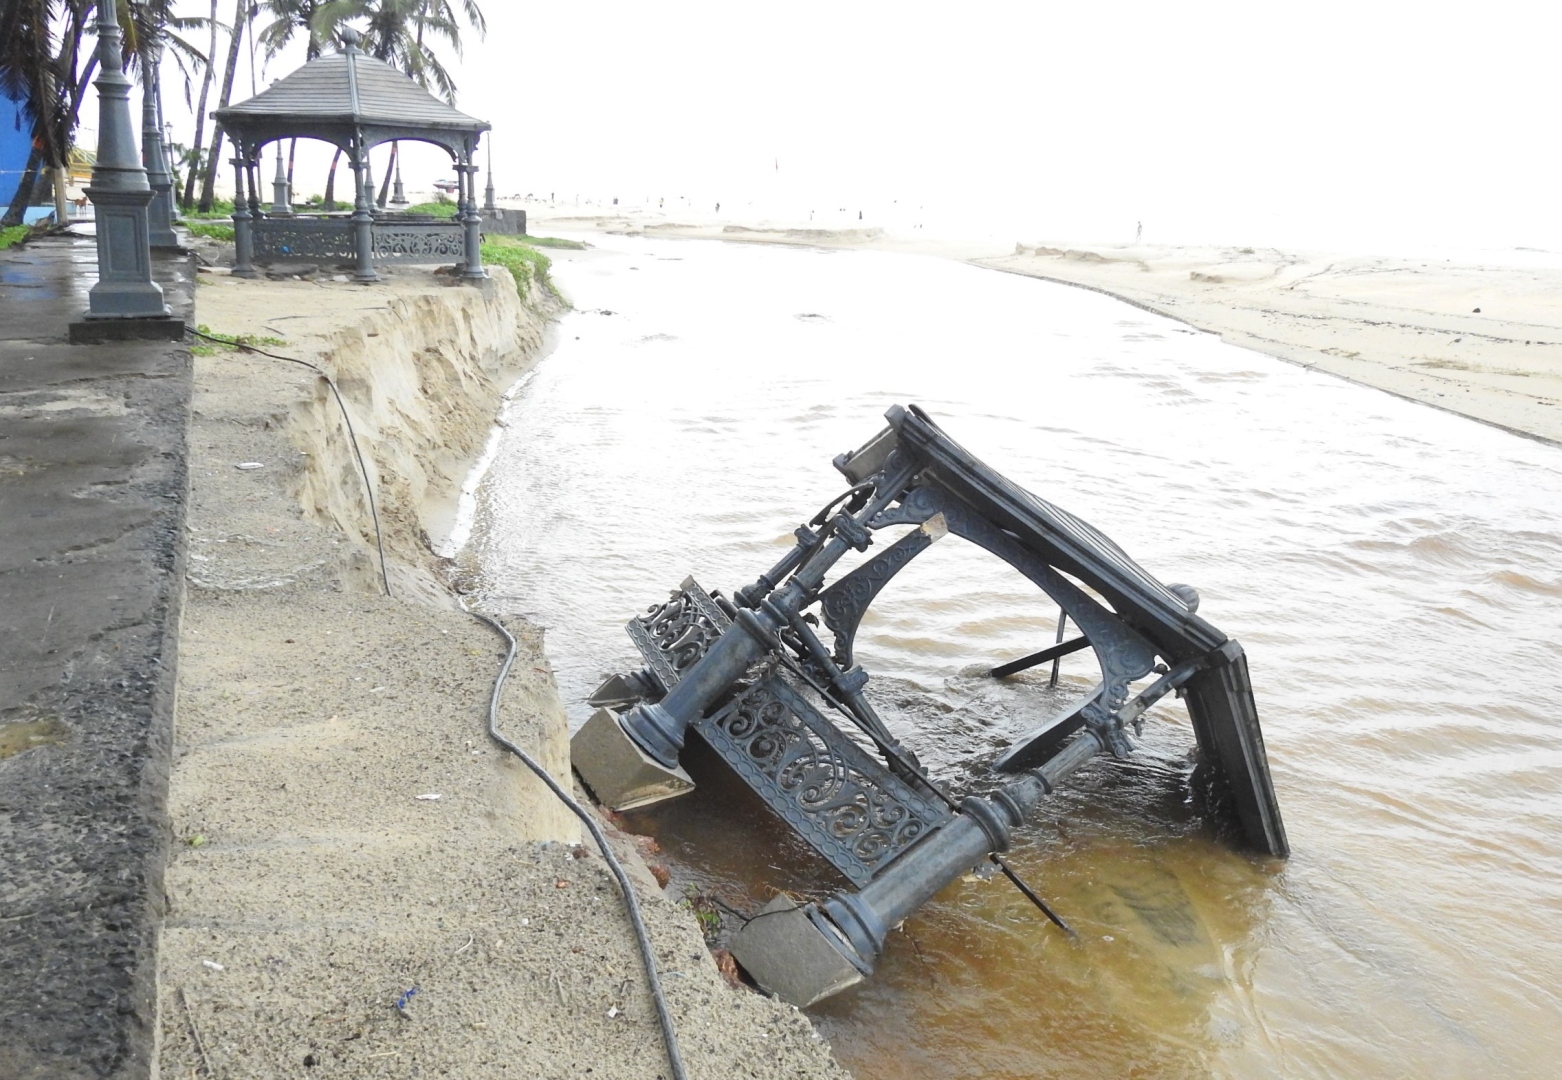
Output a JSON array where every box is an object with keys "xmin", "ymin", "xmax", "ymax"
[{"xmin": 1049, "ymin": 609, "xmax": 1068, "ymax": 688}]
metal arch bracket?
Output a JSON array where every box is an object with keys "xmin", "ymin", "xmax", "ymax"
[
  {"xmin": 868, "ymin": 484, "xmax": 1158, "ymax": 752},
  {"xmin": 818, "ymin": 513, "xmax": 949, "ymax": 669}
]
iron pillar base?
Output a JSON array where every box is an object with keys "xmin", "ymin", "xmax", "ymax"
[
  {"xmin": 730, "ymin": 894, "xmax": 866, "ymax": 1008},
  {"xmin": 69, "ymin": 313, "xmax": 185, "ymax": 344},
  {"xmin": 570, "ymin": 707, "xmax": 694, "ymax": 811}
]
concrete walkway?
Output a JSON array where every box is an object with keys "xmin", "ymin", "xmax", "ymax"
[{"xmin": 0, "ymin": 235, "xmax": 193, "ymax": 1079}]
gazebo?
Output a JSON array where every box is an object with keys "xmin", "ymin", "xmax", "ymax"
[{"xmin": 213, "ymin": 28, "xmax": 490, "ymax": 282}]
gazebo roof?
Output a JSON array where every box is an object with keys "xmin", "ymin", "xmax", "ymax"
[{"xmin": 214, "ymin": 36, "xmax": 489, "ymax": 158}]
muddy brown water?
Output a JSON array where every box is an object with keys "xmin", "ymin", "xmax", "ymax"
[{"xmin": 461, "ymin": 236, "xmax": 1562, "ymax": 1078}]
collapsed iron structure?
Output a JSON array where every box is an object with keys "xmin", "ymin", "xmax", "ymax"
[{"xmin": 571, "ymin": 405, "xmax": 1287, "ymax": 1006}]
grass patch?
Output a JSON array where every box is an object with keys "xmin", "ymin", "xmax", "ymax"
[
  {"xmin": 190, "ymin": 323, "xmax": 287, "ymax": 356},
  {"xmin": 515, "ymin": 234, "xmax": 586, "ymax": 250},
  {"xmin": 0, "ymin": 225, "xmax": 30, "ymax": 250},
  {"xmin": 184, "ymin": 198, "xmax": 235, "ymax": 219},
  {"xmin": 402, "ymin": 200, "xmax": 459, "ymax": 218},
  {"xmin": 481, "ymin": 236, "xmax": 553, "ymax": 295},
  {"xmin": 185, "ymin": 221, "xmax": 234, "ymax": 242}
]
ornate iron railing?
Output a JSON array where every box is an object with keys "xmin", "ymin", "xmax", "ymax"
[{"xmin": 251, "ymin": 214, "xmax": 464, "ymax": 264}]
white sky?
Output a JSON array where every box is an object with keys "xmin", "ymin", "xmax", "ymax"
[{"xmin": 92, "ymin": 0, "xmax": 1562, "ymax": 254}]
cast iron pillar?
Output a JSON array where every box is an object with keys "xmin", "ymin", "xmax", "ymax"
[
  {"xmin": 77, "ymin": 0, "xmax": 169, "ymax": 323},
  {"xmin": 483, "ymin": 142, "xmax": 496, "ymax": 212},
  {"xmin": 350, "ymin": 142, "xmax": 379, "ymax": 283},
  {"xmin": 230, "ymin": 151, "xmax": 257, "ymax": 277},
  {"xmin": 731, "ymin": 731, "xmax": 1105, "ymax": 1006},
  {"xmin": 140, "ymin": 39, "xmax": 179, "ymax": 249},
  {"xmin": 269, "ymin": 143, "xmax": 292, "ymax": 215},
  {"xmin": 390, "ymin": 157, "xmax": 408, "ymax": 205},
  {"xmin": 162, "ymin": 121, "xmax": 181, "ymax": 221},
  {"xmin": 459, "ymin": 159, "xmax": 485, "ymax": 280}
]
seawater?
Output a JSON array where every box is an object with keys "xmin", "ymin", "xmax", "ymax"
[{"xmin": 462, "ymin": 235, "xmax": 1562, "ymax": 1079}]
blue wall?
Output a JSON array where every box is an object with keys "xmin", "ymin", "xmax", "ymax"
[{"xmin": 1, "ymin": 90, "xmax": 37, "ymax": 208}]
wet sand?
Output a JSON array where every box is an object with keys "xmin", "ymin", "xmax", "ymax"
[
  {"xmin": 159, "ymin": 259, "xmax": 846, "ymax": 1079},
  {"xmin": 525, "ymin": 207, "xmax": 1562, "ymax": 447}
]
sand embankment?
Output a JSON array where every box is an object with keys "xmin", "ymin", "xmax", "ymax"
[
  {"xmin": 526, "ymin": 206, "xmax": 1562, "ymax": 447},
  {"xmin": 158, "ymin": 265, "xmax": 846, "ymax": 1079}
]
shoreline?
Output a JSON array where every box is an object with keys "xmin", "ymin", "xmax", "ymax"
[
  {"xmin": 524, "ymin": 208, "xmax": 1562, "ymax": 449},
  {"xmin": 158, "ymin": 255, "xmax": 847, "ymax": 1078}
]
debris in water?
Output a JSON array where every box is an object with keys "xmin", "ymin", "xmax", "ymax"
[{"xmin": 571, "ymin": 404, "xmax": 1288, "ymax": 1007}]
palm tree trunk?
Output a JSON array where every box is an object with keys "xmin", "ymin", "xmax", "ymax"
[
  {"xmin": 200, "ymin": 0, "xmax": 250, "ymax": 213},
  {"xmin": 286, "ymin": 137, "xmax": 296, "ymax": 195},
  {"xmin": 322, "ymin": 147, "xmax": 342, "ymax": 211},
  {"xmin": 182, "ymin": 0, "xmax": 220, "ymax": 207},
  {"xmin": 2, "ymin": 151, "xmax": 42, "ymax": 228},
  {"xmin": 376, "ymin": 142, "xmax": 396, "ymax": 208}
]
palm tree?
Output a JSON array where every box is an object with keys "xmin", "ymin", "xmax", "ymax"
[
  {"xmin": 1, "ymin": 1, "xmax": 105, "ymax": 227},
  {"xmin": 182, "ymin": 0, "xmax": 221, "ymax": 207},
  {"xmin": 313, "ymin": 0, "xmax": 485, "ymax": 206},
  {"xmin": 199, "ymin": 0, "xmax": 254, "ymax": 212},
  {"xmin": 255, "ymin": 1, "xmax": 332, "ymax": 196}
]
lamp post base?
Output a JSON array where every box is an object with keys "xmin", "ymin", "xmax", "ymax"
[{"xmin": 69, "ymin": 313, "xmax": 185, "ymax": 344}]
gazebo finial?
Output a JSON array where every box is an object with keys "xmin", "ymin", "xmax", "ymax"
[{"xmin": 338, "ymin": 26, "xmax": 362, "ymax": 51}]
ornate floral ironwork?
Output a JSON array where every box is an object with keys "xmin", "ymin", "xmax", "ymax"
[
  {"xmin": 695, "ymin": 675, "xmax": 949, "ymax": 887},
  {"xmin": 251, "ymin": 216, "xmax": 465, "ymax": 264},
  {"xmin": 625, "ymin": 577, "xmax": 732, "ymax": 695},
  {"xmin": 252, "ymin": 217, "xmax": 355, "ymax": 262},
  {"xmin": 371, "ymin": 223, "xmax": 465, "ymax": 261}
]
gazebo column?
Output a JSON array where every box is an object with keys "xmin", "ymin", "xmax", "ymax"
[
  {"xmin": 350, "ymin": 141, "xmax": 380, "ymax": 283},
  {"xmin": 231, "ymin": 150, "xmax": 257, "ymax": 278},
  {"xmin": 459, "ymin": 154, "xmax": 485, "ymax": 280}
]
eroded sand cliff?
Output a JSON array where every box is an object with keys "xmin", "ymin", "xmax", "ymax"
[{"xmin": 158, "ymin": 265, "xmax": 846, "ymax": 1079}]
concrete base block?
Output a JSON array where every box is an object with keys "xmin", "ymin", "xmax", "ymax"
[
  {"xmin": 68, "ymin": 314, "xmax": 185, "ymax": 344},
  {"xmin": 730, "ymin": 894, "xmax": 866, "ymax": 1008},
  {"xmin": 570, "ymin": 707, "xmax": 694, "ymax": 811}
]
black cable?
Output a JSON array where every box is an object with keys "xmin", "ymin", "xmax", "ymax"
[
  {"xmin": 466, "ymin": 607, "xmax": 689, "ymax": 1080},
  {"xmin": 186, "ymin": 325, "xmax": 392, "ymax": 598}
]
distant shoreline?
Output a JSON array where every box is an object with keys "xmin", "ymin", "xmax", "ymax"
[{"xmin": 525, "ymin": 205, "xmax": 1562, "ymax": 449}]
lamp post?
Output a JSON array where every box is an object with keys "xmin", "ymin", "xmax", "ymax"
[
  {"xmin": 483, "ymin": 142, "xmax": 496, "ymax": 212},
  {"xmin": 71, "ymin": 0, "xmax": 178, "ymax": 340},
  {"xmin": 140, "ymin": 34, "xmax": 179, "ymax": 249},
  {"xmin": 162, "ymin": 121, "xmax": 181, "ymax": 221},
  {"xmin": 390, "ymin": 153, "xmax": 408, "ymax": 206},
  {"xmin": 270, "ymin": 143, "xmax": 292, "ymax": 215}
]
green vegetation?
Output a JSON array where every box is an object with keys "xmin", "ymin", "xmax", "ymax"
[
  {"xmin": 481, "ymin": 236, "xmax": 553, "ymax": 295},
  {"xmin": 403, "ymin": 199, "xmax": 459, "ymax": 218},
  {"xmin": 190, "ymin": 324, "xmax": 287, "ymax": 356},
  {"xmin": 515, "ymin": 234, "xmax": 586, "ymax": 250},
  {"xmin": 0, "ymin": 225, "xmax": 30, "ymax": 251},
  {"xmin": 680, "ymin": 886, "xmax": 723, "ymax": 943},
  {"xmin": 184, "ymin": 198, "xmax": 235, "ymax": 219},
  {"xmin": 185, "ymin": 221, "xmax": 235, "ymax": 242}
]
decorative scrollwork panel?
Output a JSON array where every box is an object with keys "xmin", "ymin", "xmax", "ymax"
[
  {"xmin": 696, "ymin": 675, "xmax": 950, "ymax": 887},
  {"xmin": 625, "ymin": 577, "xmax": 732, "ymax": 694}
]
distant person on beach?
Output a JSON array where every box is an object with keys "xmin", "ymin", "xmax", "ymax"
[{"xmin": 1136, "ymin": 221, "xmax": 1143, "ymax": 243}]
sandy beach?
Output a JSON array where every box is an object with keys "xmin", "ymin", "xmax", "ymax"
[
  {"xmin": 524, "ymin": 205, "xmax": 1562, "ymax": 448},
  {"xmin": 157, "ymin": 252, "xmax": 847, "ymax": 1079}
]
